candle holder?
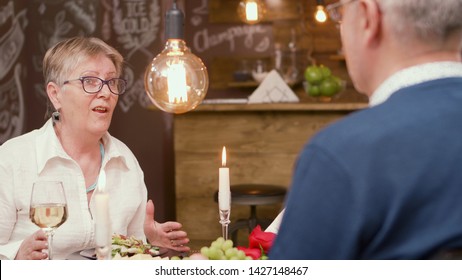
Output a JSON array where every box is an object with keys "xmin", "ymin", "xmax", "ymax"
[{"xmin": 219, "ymin": 209, "xmax": 231, "ymax": 240}]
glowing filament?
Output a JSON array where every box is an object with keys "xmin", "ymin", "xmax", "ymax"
[
  {"xmin": 245, "ymin": 2, "xmax": 258, "ymax": 22},
  {"xmin": 167, "ymin": 62, "xmax": 188, "ymax": 103},
  {"xmin": 315, "ymin": 6, "xmax": 327, "ymax": 23}
]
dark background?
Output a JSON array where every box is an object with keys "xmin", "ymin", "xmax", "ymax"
[
  {"xmin": 0, "ymin": 0, "xmax": 176, "ymax": 221},
  {"xmin": 0, "ymin": 0, "xmax": 363, "ymax": 222}
]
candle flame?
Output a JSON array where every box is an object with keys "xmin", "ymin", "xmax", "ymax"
[{"xmin": 222, "ymin": 146, "xmax": 227, "ymax": 166}]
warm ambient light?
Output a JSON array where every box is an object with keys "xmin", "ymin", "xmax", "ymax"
[
  {"xmin": 245, "ymin": 2, "xmax": 258, "ymax": 21},
  {"xmin": 237, "ymin": 0, "xmax": 266, "ymax": 24},
  {"xmin": 222, "ymin": 146, "xmax": 227, "ymax": 167},
  {"xmin": 315, "ymin": 5, "xmax": 327, "ymax": 23},
  {"xmin": 144, "ymin": 1, "xmax": 208, "ymax": 114}
]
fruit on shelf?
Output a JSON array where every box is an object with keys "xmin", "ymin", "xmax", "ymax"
[
  {"xmin": 303, "ymin": 64, "xmax": 345, "ymax": 100},
  {"xmin": 304, "ymin": 65, "xmax": 324, "ymax": 84}
]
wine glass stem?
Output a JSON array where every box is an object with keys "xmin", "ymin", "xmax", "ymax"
[{"xmin": 46, "ymin": 230, "xmax": 55, "ymax": 260}]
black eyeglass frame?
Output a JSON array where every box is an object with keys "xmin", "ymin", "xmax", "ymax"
[
  {"xmin": 326, "ymin": 0, "xmax": 358, "ymax": 23},
  {"xmin": 63, "ymin": 76, "xmax": 127, "ymax": 95}
]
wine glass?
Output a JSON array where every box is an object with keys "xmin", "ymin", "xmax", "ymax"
[{"xmin": 29, "ymin": 181, "xmax": 68, "ymax": 260}]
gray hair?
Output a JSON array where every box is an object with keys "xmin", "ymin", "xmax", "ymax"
[
  {"xmin": 379, "ymin": 0, "xmax": 462, "ymax": 45},
  {"xmin": 43, "ymin": 37, "xmax": 124, "ymax": 85},
  {"xmin": 42, "ymin": 37, "xmax": 124, "ymax": 118}
]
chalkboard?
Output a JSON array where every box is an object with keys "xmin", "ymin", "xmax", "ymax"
[
  {"xmin": 184, "ymin": 0, "xmax": 274, "ymax": 97},
  {"xmin": 0, "ymin": 0, "xmax": 27, "ymax": 143},
  {"xmin": 185, "ymin": 0, "xmax": 273, "ymax": 62},
  {"xmin": 101, "ymin": 0, "xmax": 162, "ymax": 113},
  {"xmin": 25, "ymin": 0, "xmax": 162, "ymax": 115}
]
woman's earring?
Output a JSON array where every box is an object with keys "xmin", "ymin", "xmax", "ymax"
[{"xmin": 52, "ymin": 110, "xmax": 60, "ymax": 123}]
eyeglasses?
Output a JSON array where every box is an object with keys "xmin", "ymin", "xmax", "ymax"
[
  {"xmin": 326, "ymin": 0, "xmax": 358, "ymax": 23},
  {"xmin": 63, "ymin": 76, "xmax": 127, "ymax": 95}
]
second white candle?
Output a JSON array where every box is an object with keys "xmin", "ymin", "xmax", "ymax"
[{"xmin": 218, "ymin": 147, "xmax": 230, "ymax": 210}]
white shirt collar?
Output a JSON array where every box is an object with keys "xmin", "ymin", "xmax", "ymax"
[
  {"xmin": 36, "ymin": 119, "xmax": 127, "ymax": 174},
  {"xmin": 369, "ymin": 61, "xmax": 462, "ymax": 107}
]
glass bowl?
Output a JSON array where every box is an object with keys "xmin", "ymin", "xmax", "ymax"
[{"xmin": 303, "ymin": 79, "xmax": 346, "ymax": 102}]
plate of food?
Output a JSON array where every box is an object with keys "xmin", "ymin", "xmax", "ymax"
[{"xmin": 80, "ymin": 234, "xmax": 168, "ymax": 260}]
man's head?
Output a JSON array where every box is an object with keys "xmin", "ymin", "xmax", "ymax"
[{"xmin": 329, "ymin": 0, "xmax": 462, "ymax": 95}]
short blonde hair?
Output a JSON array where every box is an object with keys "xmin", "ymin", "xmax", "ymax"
[
  {"xmin": 43, "ymin": 37, "xmax": 124, "ymax": 118},
  {"xmin": 43, "ymin": 37, "xmax": 124, "ymax": 85}
]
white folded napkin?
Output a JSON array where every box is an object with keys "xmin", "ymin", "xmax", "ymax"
[{"xmin": 248, "ymin": 70, "xmax": 299, "ymax": 104}]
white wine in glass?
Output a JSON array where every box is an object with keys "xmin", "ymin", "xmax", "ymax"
[{"xmin": 29, "ymin": 181, "xmax": 68, "ymax": 260}]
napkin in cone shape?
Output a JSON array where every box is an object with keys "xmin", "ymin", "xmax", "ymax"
[{"xmin": 248, "ymin": 70, "xmax": 299, "ymax": 104}]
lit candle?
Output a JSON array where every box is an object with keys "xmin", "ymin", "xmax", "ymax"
[
  {"xmin": 94, "ymin": 169, "xmax": 111, "ymax": 247},
  {"xmin": 218, "ymin": 146, "xmax": 230, "ymax": 210}
]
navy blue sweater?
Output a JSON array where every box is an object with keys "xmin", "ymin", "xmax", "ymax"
[{"xmin": 270, "ymin": 78, "xmax": 462, "ymax": 259}]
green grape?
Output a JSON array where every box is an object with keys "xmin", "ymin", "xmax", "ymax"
[
  {"xmin": 200, "ymin": 237, "xmax": 260, "ymax": 260},
  {"xmin": 236, "ymin": 250, "xmax": 246, "ymax": 260},
  {"xmin": 221, "ymin": 239, "xmax": 233, "ymax": 251},
  {"xmin": 225, "ymin": 247, "xmax": 238, "ymax": 259},
  {"xmin": 170, "ymin": 256, "xmax": 181, "ymax": 260},
  {"xmin": 200, "ymin": 246, "xmax": 209, "ymax": 256},
  {"xmin": 214, "ymin": 237, "xmax": 225, "ymax": 248},
  {"xmin": 208, "ymin": 247, "xmax": 221, "ymax": 260}
]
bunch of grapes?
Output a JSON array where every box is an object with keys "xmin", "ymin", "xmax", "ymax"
[{"xmin": 199, "ymin": 237, "xmax": 252, "ymax": 260}]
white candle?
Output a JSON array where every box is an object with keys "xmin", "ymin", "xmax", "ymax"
[
  {"xmin": 94, "ymin": 170, "xmax": 111, "ymax": 246},
  {"xmin": 218, "ymin": 146, "xmax": 230, "ymax": 210}
]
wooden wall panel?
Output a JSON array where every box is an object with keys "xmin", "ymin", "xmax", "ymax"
[{"xmin": 173, "ymin": 105, "xmax": 360, "ymax": 243}]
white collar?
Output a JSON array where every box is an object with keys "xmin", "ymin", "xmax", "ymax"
[
  {"xmin": 35, "ymin": 119, "xmax": 127, "ymax": 174},
  {"xmin": 369, "ymin": 61, "xmax": 462, "ymax": 107}
]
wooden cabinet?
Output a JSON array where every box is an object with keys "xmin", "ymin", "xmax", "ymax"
[{"xmin": 172, "ymin": 102, "xmax": 367, "ymax": 244}]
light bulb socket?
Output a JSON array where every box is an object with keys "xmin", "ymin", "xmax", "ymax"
[
  {"xmin": 165, "ymin": 2, "xmax": 184, "ymax": 39},
  {"xmin": 316, "ymin": 0, "xmax": 325, "ymax": 5}
]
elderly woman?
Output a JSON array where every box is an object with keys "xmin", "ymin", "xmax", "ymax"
[{"xmin": 0, "ymin": 37, "xmax": 189, "ymax": 260}]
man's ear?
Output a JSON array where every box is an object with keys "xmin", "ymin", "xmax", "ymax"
[
  {"xmin": 46, "ymin": 82, "xmax": 61, "ymax": 110},
  {"xmin": 360, "ymin": 0, "xmax": 383, "ymax": 48}
]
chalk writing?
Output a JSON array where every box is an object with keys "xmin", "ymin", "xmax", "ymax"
[
  {"xmin": 112, "ymin": 0, "xmax": 160, "ymax": 59},
  {"xmin": 0, "ymin": 0, "xmax": 27, "ymax": 142},
  {"xmin": 0, "ymin": 64, "xmax": 24, "ymax": 144},
  {"xmin": 111, "ymin": 0, "xmax": 161, "ymax": 112},
  {"xmin": 193, "ymin": 25, "xmax": 270, "ymax": 53},
  {"xmin": 64, "ymin": 1, "xmax": 96, "ymax": 34},
  {"xmin": 0, "ymin": 3, "xmax": 26, "ymax": 80}
]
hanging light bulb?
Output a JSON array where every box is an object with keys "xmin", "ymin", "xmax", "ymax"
[
  {"xmin": 237, "ymin": 0, "xmax": 266, "ymax": 24},
  {"xmin": 314, "ymin": 0, "xmax": 327, "ymax": 23},
  {"xmin": 145, "ymin": 1, "xmax": 209, "ymax": 114}
]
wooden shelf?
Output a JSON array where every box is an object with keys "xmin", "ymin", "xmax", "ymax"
[
  {"xmin": 192, "ymin": 102, "xmax": 368, "ymax": 112},
  {"xmin": 227, "ymin": 79, "xmax": 302, "ymax": 89},
  {"xmin": 227, "ymin": 81, "xmax": 259, "ymax": 88},
  {"xmin": 329, "ymin": 54, "xmax": 346, "ymax": 61}
]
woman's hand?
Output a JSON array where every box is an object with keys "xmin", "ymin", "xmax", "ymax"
[
  {"xmin": 144, "ymin": 199, "xmax": 190, "ymax": 252},
  {"xmin": 15, "ymin": 230, "xmax": 48, "ymax": 260}
]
